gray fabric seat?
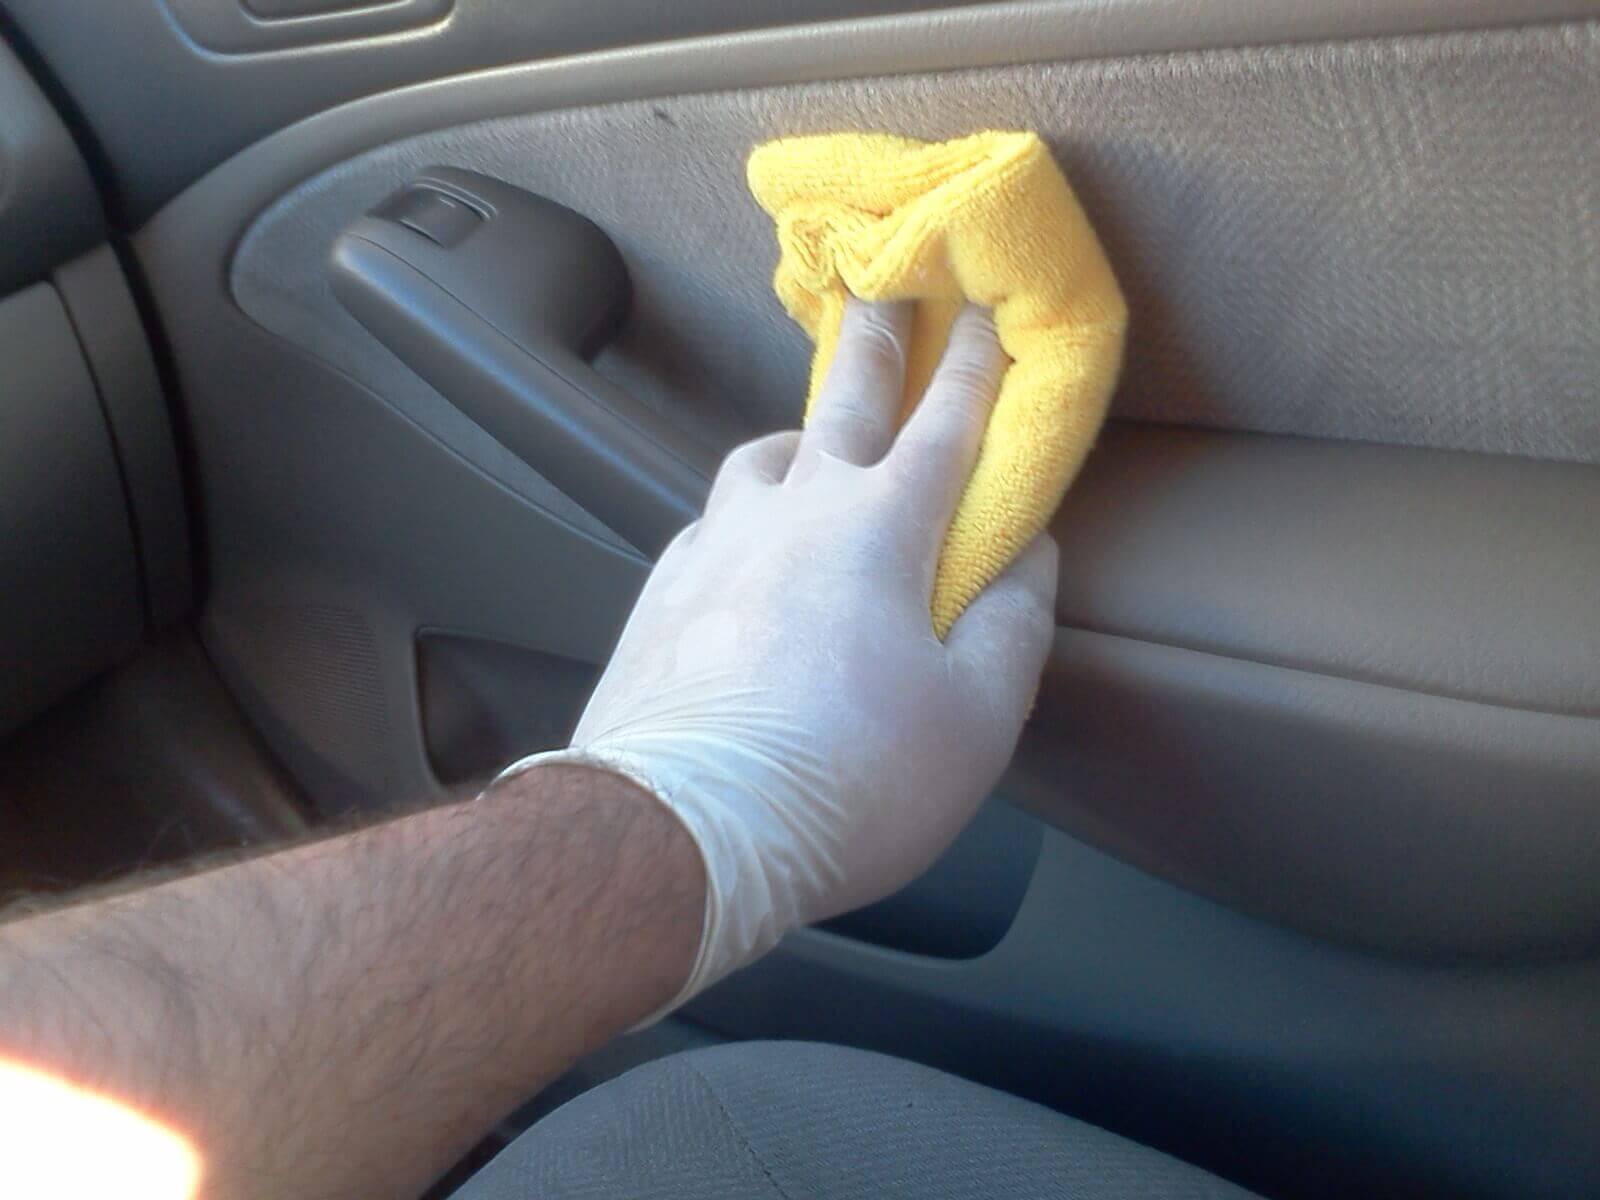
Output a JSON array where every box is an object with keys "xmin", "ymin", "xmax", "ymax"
[{"xmin": 454, "ymin": 1041, "xmax": 1260, "ymax": 1199}]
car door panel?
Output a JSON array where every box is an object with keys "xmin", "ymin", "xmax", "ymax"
[
  {"xmin": 6, "ymin": 1, "xmax": 1597, "ymax": 1196},
  {"xmin": 1, "ymin": 0, "xmax": 1007, "ymax": 221},
  {"xmin": 695, "ymin": 826, "xmax": 1600, "ymax": 1200},
  {"xmin": 188, "ymin": 10, "xmax": 1600, "ymax": 956}
]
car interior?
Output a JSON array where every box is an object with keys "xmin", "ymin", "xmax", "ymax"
[{"xmin": 0, "ymin": 0, "xmax": 1596, "ymax": 1196}]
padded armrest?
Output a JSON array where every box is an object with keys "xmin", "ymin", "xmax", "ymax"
[
  {"xmin": 1056, "ymin": 424, "xmax": 1599, "ymax": 714},
  {"xmin": 1015, "ymin": 424, "xmax": 1600, "ymax": 961}
]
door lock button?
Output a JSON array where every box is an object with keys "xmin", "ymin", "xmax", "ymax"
[{"xmin": 379, "ymin": 186, "xmax": 483, "ymax": 248}]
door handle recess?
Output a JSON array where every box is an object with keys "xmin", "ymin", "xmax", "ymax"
[
  {"xmin": 163, "ymin": 0, "xmax": 454, "ymax": 54},
  {"xmin": 329, "ymin": 167, "xmax": 715, "ymax": 555}
]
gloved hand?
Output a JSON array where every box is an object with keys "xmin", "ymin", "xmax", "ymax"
[{"xmin": 503, "ymin": 299, "xmax": 1058, "ymax": 1010}]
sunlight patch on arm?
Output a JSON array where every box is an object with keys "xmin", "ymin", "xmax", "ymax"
[{"xmin": 0, "ymin": 1058, "xmax": 200, "ymax": 1199}]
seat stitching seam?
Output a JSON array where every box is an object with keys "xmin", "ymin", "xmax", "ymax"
[{"xmin": 682, "ymin": 1059, "xmax": 798, "ymax": 1200}]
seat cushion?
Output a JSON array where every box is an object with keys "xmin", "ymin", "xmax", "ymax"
[{"xmin": 454, "ymin": 1041, "xmax": 1260, "ymax": 1199}]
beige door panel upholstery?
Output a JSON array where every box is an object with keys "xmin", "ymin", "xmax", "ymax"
[
  {"xmin": 234, "ymin": 21, "xmax": 1599, "ymax": 472},
  {"xmin": 205, "ymin": 13, "xmax": 1600, "ymax": 956}
]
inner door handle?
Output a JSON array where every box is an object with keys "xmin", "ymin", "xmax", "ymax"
[{"xmin": 329, "ymin": 167, "xmax": 715, "ymax": 555}]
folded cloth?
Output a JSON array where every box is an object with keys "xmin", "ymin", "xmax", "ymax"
[{"xmin": 748, "ymin": 131, "xmax": 1127, "ymax": 636}]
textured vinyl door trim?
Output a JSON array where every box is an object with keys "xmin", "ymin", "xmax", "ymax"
[{"xmin": 144, "ymin": 0, "xmax": 1600, "ymax": 252}]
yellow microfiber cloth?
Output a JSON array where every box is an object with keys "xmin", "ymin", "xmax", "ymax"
[{"xmin": 747, "ymin": 131, "xmax": 1127, "ymax": 637}]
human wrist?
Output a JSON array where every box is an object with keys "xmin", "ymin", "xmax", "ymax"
[
  {"xmin": 494, "ymin": 740, "xmax": 800, "ymax": 1016},
  {"xmin": 485, "ymin": 752, "xmax": 709, "ymax": 1027}
]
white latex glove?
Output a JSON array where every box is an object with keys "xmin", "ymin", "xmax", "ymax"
[{"xmin": 502, "ymin": 299, "xmax": 1058, "ymax": 1010}]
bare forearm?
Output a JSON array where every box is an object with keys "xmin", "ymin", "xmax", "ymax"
[{"xmin": 0, "ymin": 765, "xmax": 704, "ymax": 1200}]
